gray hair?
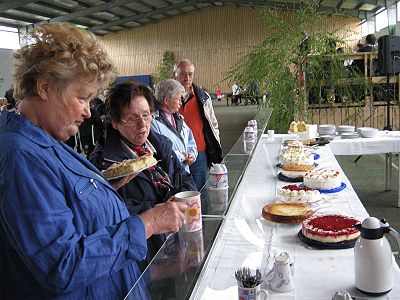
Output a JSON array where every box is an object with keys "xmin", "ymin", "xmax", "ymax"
[
  {"xmin": 173, "ymin": 59, "xmax": 195, "ymax": 76},
  {"xmin": 154, "ymin": 78, "xmax": 185, "ymax": 104}
]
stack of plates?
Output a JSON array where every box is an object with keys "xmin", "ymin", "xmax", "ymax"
[
  {"xmin": 341, "ymin": 132, "xmax": 359, "ymax": 139},
  {"xmin": 338, "ymin": 125, "xmax": 355, "ymax": 135},
  {"xmin": 318, "ymin": 124, "xmax": 336, "ymax": 136}
]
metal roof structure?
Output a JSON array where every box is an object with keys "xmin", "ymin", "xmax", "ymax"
[{"xmin": 0, "ymin": 0, "xmax": 397, "ymax": 36}]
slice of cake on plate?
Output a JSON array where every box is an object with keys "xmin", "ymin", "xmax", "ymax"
[{"xmin": 102, "ymin": 154, "xmax": 157, "ymax": 179}]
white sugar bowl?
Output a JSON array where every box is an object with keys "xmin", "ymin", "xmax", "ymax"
[{"xmin": 358, "ymin": 127, "xmax": 378, "ymax": 138}]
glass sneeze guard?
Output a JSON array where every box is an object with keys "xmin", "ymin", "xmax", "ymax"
[{"xmin": 124, "ymin": 107, "xmax": 272, "ymax": 300}]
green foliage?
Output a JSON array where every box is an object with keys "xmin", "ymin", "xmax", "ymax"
[
  {"xmin": 225, "ymin": 1, "xmax": 370, "ymax": 132},
  {"xmin": 152, "ymin": 50, "xmax": 176, "ymax": 85}
]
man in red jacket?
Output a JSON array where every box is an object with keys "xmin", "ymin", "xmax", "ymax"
[{"xmin": 174, "ymin": 59, "xmax": 223, "ymax": 190}]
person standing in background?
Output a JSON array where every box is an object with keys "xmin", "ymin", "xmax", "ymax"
[
  {"xmin": 232, "ymin": 81, "xmax": 241, "ymax": 105},
  {"xmin": 174, "ymin": 59, "xmax": 222, "ymax": 190},
  {"xmin": 353, "ymin": 34, "xmax": 376, "ymax": 75},
  {"xmin": 4, "ymin": 84, "xmax": 15, "ymax": 108},
  {"xmin": 152, "ymin": 78, "xmax": 198, "ymax": 174},
  {"xmin": 215, "ymin": 84, "xmax": 222, "ymax": 101}
]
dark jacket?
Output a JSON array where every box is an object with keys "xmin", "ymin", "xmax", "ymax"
[
  {"xmin": 4, "ymin": 89, "xmax": 15, "ymax": 107},
  {"xmin": 65, "ymin": 108, "xmax": 104, "ymax": 157},
  {"xmin": 353, "ymin": 45, "xmax": 376, "ymax": 75},
  {"xmin": 89, "ymin": 126, "xmax": 196, "ymax": 266},
  {"xmin": 192, "ymin": 84, "xmax": 223, "ymax": 166}
]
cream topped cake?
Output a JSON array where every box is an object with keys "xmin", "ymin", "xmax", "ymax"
[
  {"xmin": 302, "ymin": 214, "xmax": 360, "ymax": 243},
  {"xmin": 303, "ymin": 169, "xmax": 341, "ymax": 190},
  {"xmin": 277, "ymin": 184, "xmax": 321, "ymax": 203},
  {"xmin": 280, "ymin": 150, "xmax": 314, "ymax": 166}
]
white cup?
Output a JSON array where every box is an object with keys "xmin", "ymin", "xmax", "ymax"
[
  {"xmin": 238, "ymin": 284, "xmax": 269, "ymax": 300},
  {"xmin": 266, "ymin": 252, "xmax": 295, "ymax": 293},
  {"xmin": 267, "ymin": 129, "xmax": 275, "ymax": 139},
  {"xmin": 209, "ymin": 163, "xmax": 228, "ymax": 189},
  {"xmin": 174, "ymin": 191, "xmax": 202, "ymax": 232},
  {"xmin": 306, "ymin": 124, "xmax": 318, "ymax": 139}
]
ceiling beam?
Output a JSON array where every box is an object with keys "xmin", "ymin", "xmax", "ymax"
[
  {"xmin": 88, "ymin": 0, "xmax": 212, "ymax": 32},
  {"xmin": 336, "ymin": 0, "xmax": 345, "ymax": 9},
  {"xmin": 14, "ymin": 7, "xmax": 55, "ymax": 19},
  {"xmin": 32, "ymin": 0, "xmax": 142, "ymax": 27},
  {"xmin": 72, "ymin": 0, "xmax": 116, "ymax": 24},
  {"xmin": 0, "ymin": 12, "xmax": 36, "ymax": 23},
  {"xmin": 36, "ymin": 1, "xmax": 74, "ymax": 14},
  {"xmin": 0, "ymin": 0, "xmax": 40, "ymax": 12}
]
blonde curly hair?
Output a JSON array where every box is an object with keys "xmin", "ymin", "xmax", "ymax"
[{"xmin": 13, "ymin": 23, "xmax": 116, "ymax": 100}]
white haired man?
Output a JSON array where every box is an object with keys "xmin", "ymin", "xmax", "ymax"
[{"xmin": 174, "ymin": 59, "xmax": 222, "ymax": 190}]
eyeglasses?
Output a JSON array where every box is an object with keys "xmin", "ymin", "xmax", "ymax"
[
  {"xmin": 120, "ymin": 113, "xmax": 152, "ymax": 126},
  {"xmin": 177, "ymin": 72, "xmax": 194, "ymax": 78}
]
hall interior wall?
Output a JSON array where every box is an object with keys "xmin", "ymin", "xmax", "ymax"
[{"xmin": 100, "ymin": 5, "xmax": 361, "ymax": 93}]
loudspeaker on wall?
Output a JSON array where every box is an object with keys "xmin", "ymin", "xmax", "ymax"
[{"xmin": 377, "ymin": 35, "xmax": 400, "ymax": 75}]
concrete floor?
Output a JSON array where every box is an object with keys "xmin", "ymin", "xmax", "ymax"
[{"xmin": 213, "ymin": 100, "xmax": 400, "ymax": 266}]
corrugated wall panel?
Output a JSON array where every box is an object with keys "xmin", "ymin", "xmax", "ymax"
[{"xmin": 100, "ymin": 5, "xmax": 360, "ymax": 94}]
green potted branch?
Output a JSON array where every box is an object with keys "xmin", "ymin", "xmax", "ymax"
[{"xmin": 225, "ymin": 1, "xmax": 371, "ymax": 132}]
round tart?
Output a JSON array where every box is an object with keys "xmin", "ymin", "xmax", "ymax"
[
  {"xmin": 262, "ymin": 203, "xmax": 313, "ymax": 224},
  {"xmin": 302, "ymin": 214, "xmax": 360, "ymax": 243},
  {"xmin": 102, "ymin": 154, "xmax": 157, "ymax": 179}
]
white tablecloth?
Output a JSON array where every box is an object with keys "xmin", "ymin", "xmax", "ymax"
[
  {"xmin": 329, "ymin": 134, "xmax": 400, "ymax": 155},
  {"xmin": 190, "ymin": 136, "xmax": 400, "ymax": 300}
]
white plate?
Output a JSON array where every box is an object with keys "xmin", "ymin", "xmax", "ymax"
[
  {"xmin": 341, "ymin": 132, "xmax": 359, "ymax": 139},
  {"xmin": 337, "ymin": 125, "xmax": 355, "ymax": 132}
]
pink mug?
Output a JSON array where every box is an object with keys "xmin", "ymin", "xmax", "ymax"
[{"xmin": 174, "ymin": 191, "xmax": 202, "ymax": 232}]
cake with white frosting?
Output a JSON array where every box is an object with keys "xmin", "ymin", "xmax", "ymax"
[
  {"xmin": 303, "ymin": 169, "xmax": 341, "ymax": 190},
  {"xmin": 302, "ymin": 214, "xmax": 360, "ymax": 243},
  {"xmin": 280, "ymin": 150, "xmax": 314, "ymax": 166},
  {"xmin": 277, "ymin": 184, "xmax": 321, "ymax": 203}
]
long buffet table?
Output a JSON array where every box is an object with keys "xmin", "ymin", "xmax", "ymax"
[
  {"xmin": 190, "ymin": 135, "xmax": 400, "ymax": 299},
  {"xmin": 124, "ymin": 115, "xmax": 400, "ymax": 299}
]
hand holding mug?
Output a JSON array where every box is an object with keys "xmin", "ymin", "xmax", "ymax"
[{"xmin": 139, "ymin": 198, "xmax": 187, "ymax": 238}]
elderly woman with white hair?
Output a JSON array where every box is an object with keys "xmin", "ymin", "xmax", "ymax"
[{"xmin": 151, "ymin": 78, "xmax": 198, "ymax": 173}]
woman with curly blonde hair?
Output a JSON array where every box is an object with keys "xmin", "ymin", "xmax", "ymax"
[{"xmin": 0, "ymin": 23, "xmax": 187, "ymax": 299}]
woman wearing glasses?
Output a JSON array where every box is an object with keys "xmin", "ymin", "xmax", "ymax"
[{"xmin": 89, "ymin": 80, "xmax": 196, "ymax": 268}]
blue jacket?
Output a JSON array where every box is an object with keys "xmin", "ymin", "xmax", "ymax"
[
  {"xmin": 151, "ymin": 108, "xmax": 198, "ymax": 173},
  {"xmin": 0, "ymin": 111, "xmax": 149, "ymax": 299}
]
